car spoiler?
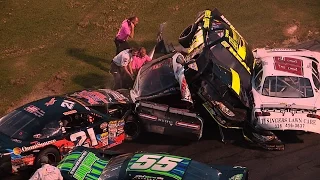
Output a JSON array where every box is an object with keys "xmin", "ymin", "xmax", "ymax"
[{"xmin": 261, "ymin": 103, "xmax": 316, "ymax": 111}]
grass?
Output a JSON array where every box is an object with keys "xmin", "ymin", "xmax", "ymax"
[{"xmin": 1, "ymin": 0, "xmax": 320, "ymax": 115}]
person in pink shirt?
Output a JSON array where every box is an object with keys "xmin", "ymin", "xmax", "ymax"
[
  {"xmin": 139, "ymin": 47, "xmax": 151, "ymax": 63},
  {"xmin": 114, "ymin": 16, "xmax": 139, "ymax": 55},
  {"xmin": 131, "ymin": 47, "xmax": 152, "ymax": 76}
]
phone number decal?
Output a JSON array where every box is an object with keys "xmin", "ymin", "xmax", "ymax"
[
  {"xmin": 128, "ymin": 154, "xmax": 191, "ymax": 180},
  {"xmin": 259, "ymin": 117, "xmax": 317, "ymax": 130}
]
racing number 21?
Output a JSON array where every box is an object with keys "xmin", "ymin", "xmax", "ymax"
[
  {"xmin": 130, "ymin": 154, "xmax": 183, "ymax": 172},
  {"xmin": 70, "ymin": 128, "xmax": 98, "ymax": 147}
]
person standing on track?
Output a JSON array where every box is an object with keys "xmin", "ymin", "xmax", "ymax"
[
  {"xmin": 114, "ymin": 16, "xmax": 139, "ymax": 55},
  {"xmin": 110, "ymin": 48, "xmax": 137, "ymax": 89},
  {"xmin": 29, "ymin": 156, "xmax": 63, "ymax": 180}
]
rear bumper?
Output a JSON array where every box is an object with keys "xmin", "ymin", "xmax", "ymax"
[
  {"xmin": 136, "ymin": 101, "xmax": 203, "ymax": 140},
  {"xmin": 254, "ymin": 113, "xmax": 320, "ymax": 134}
]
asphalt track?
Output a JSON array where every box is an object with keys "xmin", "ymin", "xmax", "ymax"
[{"xmin": 7, "ymin": 40, "xmax": 320, "ymax": 180}]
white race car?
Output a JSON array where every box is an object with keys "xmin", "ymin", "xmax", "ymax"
[{"xmin": 249, "ymin": 48, "xmax": 320, "ymax": 144}]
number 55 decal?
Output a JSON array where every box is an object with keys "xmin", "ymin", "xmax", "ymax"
[
  {"xmin": 130, "ymin": 154, "xmax": 183, "ymax": 172},
  {"xmin": 70, "ymin": 128, "xmax": 98, "ymax": 147}
]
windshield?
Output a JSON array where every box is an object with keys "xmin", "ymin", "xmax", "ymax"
[
  {"xmin": 0, "ymin": 109, "xmax": 42, "ymax": 140},
  {"xmin": 262, "ymin": 76, "xmax": 314, "ymax": 98},
  {"xmin": 134, "ymin": 57, "xmax": 178, "ymax": 97}
]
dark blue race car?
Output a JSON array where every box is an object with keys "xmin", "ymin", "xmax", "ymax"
[{"xmin": 57, "ymin": 147, "xmax": 248, "ymax": 180}]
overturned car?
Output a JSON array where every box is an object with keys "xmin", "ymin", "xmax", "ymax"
[{"xmin": 120, "ymin": 9, "xmax": 255, "ymax": 144}]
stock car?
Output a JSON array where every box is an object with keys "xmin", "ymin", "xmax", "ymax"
[
  {"xmin": 0, "ymin": 89, "xmax": 131, "ymax": 174},
  {"xmin": 247, "ymin": 48, "xmax": 320, "ymax": 150},
  {"xmin": 57, "ymin": 147, "xmax": 249, "ymax": 180},
  {"xmin": 120, "ymin": 8, "xmax": 256, "ymax": 144}
]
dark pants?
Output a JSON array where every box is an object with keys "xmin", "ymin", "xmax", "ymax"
[
  {"xmin": 114, "ymin": 38, "xmax": 130, "ymax": 55},
  {"xmin": 110, "ymin": 62, "xmax": 133, "ymax": 90}
]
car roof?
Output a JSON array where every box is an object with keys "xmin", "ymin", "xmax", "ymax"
[
  {"xmin": 66, "ymin": 89, "xmax": 130, "ymax": 106},
  {"xmin": 17, "ymin": 96, "xmax": 92, "ymax": 123},
  {"xmin": 254, "ymin": 48, "xmax": 320, "ymax": 78}
]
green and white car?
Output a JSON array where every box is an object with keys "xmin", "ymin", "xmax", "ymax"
[{"xmin": 57, "ymin": 147, "xmax": 248, "ymax": 180}]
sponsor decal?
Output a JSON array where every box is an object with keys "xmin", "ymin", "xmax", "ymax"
[
  {"xmin": 139, "ymin": 113, "xmax": 157, "ymax": 121},
  {"xmin": 21, "ymin": 139, "xmax": 57, "ymax": 152},
  {"xmin": 24, "ymin": 105, "xmax": 45, "ymax": 117},
  {"xmin": 61, "ymin": 100, "xmax": 75, "ymax": 110},
  {"xmin": 133, "ymin": 175, "xmax": 164, "ymax": 180},
  {"xmin": 100, "ymin": 132, "xmax": 109, "ymax": 146},
  {"xmin": 100, "ymin": 122, "xmax": 108, "ymax": 130},
  {"xmin": 100, "ymin": 89, "xmax": 129, "ymax": 102},
  {"xmin": 203, "ymin": 10, "xmax": 212, "ymax": 29},
  {"xmin": 271, "ymin": 48, "xmax": 297, "ymax": 52},
  {"xmin": 13, "ymin": 147, "xmax": 22, "ymax": 155},
  {"xmin": 259, "ymin": 117, "xmax": 316, "ymax": 129},
  {"xmin": 151, "ymin": 59, "xmax": 173, "ymax": 70},
  {"xmin": 33, "ymin": 134, "xmax": 41, "ymax": 139},
  {"xmin": 71, "ymin": 90, "xmax": 109, "ymax": 105},
  {"xmin": 157, "ymin": 118, "xmax": 173, "ymax": 126},
  {"xmin": 175, "ymin": 121, "xmax": 200, "ymax": 130},
  {"xmin": 11, "ymin": 139, "xmax": 22, "ymax": 143},
  {"xmin": 139, "ymin": 113, "xmax": 173, "ymax": 126},
  {"xmin": 63, "ymin": 110, "xmax": 77, "ymax": 115},
  {"xmin": 273, "ymin": 56, "xmax": 303, "ymax": 76},
  {"xmin": 45, "ymin": 98, "xmax": 57, "ymax": 106}
]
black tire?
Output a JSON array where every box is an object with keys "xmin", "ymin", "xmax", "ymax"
[
  {"xmin": 124, "ymin": 115, "xmax": 142, "ymax": 141},
  {"xmin": 178, "ymin": 24, "xmax": 196, "ymax": 48},
  {"xmin": 35, "ymin": 147, "xmax": 61, "ymax": 168}
]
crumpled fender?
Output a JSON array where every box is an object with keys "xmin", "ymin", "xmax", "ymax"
[{"xmin": 172, "ymin": 53, "xmax": 193, "ymax": 104}]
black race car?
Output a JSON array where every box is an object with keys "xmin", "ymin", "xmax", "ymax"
[
  {"xmin": 57, "ymin": 147, "xmax": 248, "ymax": 180},
  {"xmin": 120, "ymin": 9, "xmax": 256, "ymax": 144},
  {"xmin": 0, "ymin": 89, "xmax": 131, "ymax": 174}
]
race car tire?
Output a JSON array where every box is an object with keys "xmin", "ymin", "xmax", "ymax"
[
  {"xmin": 179, "ymin": 24, "xmax": 196, "ymax": 48},
  {"xmin": 35, "ymin": 147, "xmax": 61, "ymax": 168},
  {"xmin": 124, "ymin": 115, "xmax": 142, "ymax": 141}
]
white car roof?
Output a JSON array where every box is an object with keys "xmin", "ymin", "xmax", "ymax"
[{"xmin": 253, "ymin": 48, "xmax": 320, "ymax": 78}]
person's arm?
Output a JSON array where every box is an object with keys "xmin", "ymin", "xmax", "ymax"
[
  {"xmin": 129, "ymin": 23, "xmax": 135, "ymax": 38},
  {"xmin": 123, "ymin": 65, "xmax": 134, "ymax": 80},
  {"xmin": 128, "ymin": 61, "xmax": 133, "ymax": 75}
]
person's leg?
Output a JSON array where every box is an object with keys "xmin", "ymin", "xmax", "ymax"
[
  {"xmin": 120, "ymin": 71, "xmax": 133, "ymax": 89},
  {"xmin": 114, "ymin": 38, "xmax": 121, "ymax": 55},
  {"xmin": 112, "ymin": 72, "xmax": 122, "ymax": 90},
  {"xmin": 118, "ymin": 41, "xmax": 130, "ymax": 53},
  {"xmin": 110, "ymin": 63, "xmax": 122, "ymax": 89}
]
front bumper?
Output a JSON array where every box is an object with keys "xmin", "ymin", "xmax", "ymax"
[
  {"xmin": 242, "ymin": 122, "xmax": 285, "ymax": 151},
  {"xmin": 0, "ymin": 150, "xmax": 12, "ymax": 175}
]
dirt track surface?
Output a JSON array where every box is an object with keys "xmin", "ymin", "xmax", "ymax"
[{"xmin": 7, "ymin": 40, "xmax": 320, "ymax": 180}]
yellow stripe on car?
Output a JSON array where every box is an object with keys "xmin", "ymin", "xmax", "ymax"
[
  {"xmin": 230, "ymin": 68, "xmax": 241, "ymax": 95},
  {"xmin": 203, "ymin": 10, "xmax": 211, "ymax": 29}
]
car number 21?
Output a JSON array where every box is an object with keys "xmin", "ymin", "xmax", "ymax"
[
  {"xmin": 130, "ymin": 154, "xmax": 183, "ymax": 172},
  {"xmin": 70, "ymin": 128, "xmax": 98, "ymax": 147}
]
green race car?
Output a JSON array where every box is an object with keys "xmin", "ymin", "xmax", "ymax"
[{"xmin": 57, "ymin": 147, "xmax": 248, "ymax": 180}]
